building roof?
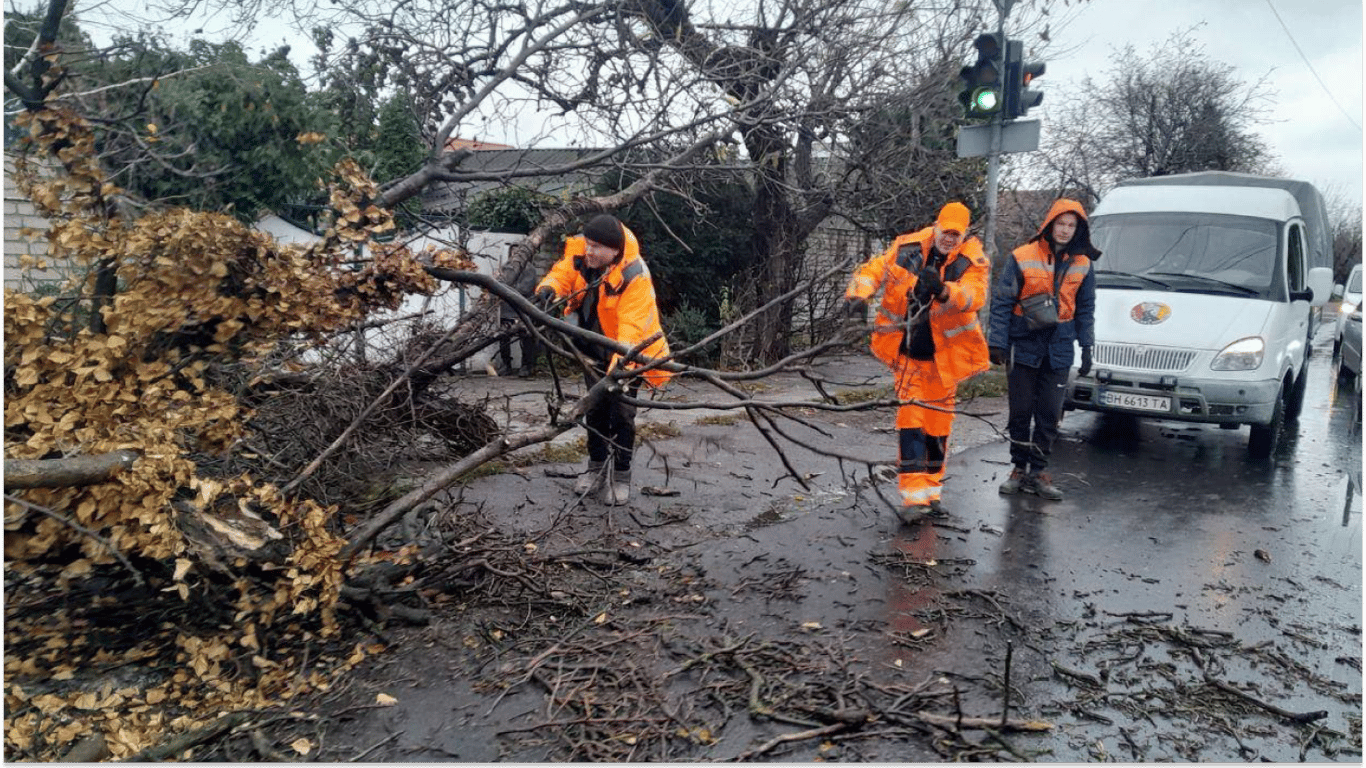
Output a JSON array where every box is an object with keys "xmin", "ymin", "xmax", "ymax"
[{"xmin": 423, "ymin": 148, "xmax": 607, "ymax": 215}]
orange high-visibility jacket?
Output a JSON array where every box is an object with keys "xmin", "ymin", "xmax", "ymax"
[
  {"xmin": 1009, "ymin": 198, "xmax": 1095, "ymax": 323},
  {"xmin": 845, "ymin": 227, "xmax": 991, "ymax": 387},
  {"xmin": 537, "ymin": 228, "xmax": 672, "ymax": 388}
]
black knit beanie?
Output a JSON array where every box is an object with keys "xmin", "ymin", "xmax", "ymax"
[{"xmin": 581, "ymin": 214, "xmax": 625, "ymax": 251}]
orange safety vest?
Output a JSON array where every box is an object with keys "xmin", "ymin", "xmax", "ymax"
[
  {"xmin": 845, "ymin": 227, "xmax": 990, "ymax": 387},
  {"xmin": 1010, "ymin": 199, "xmax": 1094, "ymax": 322},
  {"xmin": 537, "ymin": 229, "xmax": 672, "ymax": 388}
]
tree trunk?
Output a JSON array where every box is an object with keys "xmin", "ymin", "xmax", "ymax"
[{"xmin": 748, "ymin": 168, "xmax": 803, "ymax": 362}]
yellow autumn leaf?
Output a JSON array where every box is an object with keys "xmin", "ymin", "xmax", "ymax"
[
  {"xmin": 173, "ymin": 558, "xmax": 192, "ymax": 581},
  {"xmin": 61, "ymin": 559, "xmax": 93, "ymax": 578},
  {"xmin": 52, "ymin": 722, "xmax": 85, "ymax": 744},
  {"xmin": 31, "ymin": 693, "xmax": 67, "ymax": 714},
  {"xmin": 375, "ymin": 693, "xmax": 397, "ymax": 706},
  {"xmin": 291, "ymin": 737, "xmax": 313, "ymax": 755}
]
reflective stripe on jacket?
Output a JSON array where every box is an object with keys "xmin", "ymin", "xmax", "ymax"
[
  {"xmin": 537, "ymin": 229, "xmax": 672, "ymax": 388},
  {"xmin": 845, "ymin": 227, "xmax": 990, "ymax": 387},
  {"xmin": 1011, "ymin": 241, "xmax": 1092, "ymax": 322}
]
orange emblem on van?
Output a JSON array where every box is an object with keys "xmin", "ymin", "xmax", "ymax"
[{"xmin": 1130, "ymin": 302, "xmax": 1171, "ymax": 325}]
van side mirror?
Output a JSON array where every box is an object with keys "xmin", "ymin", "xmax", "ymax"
[{"xmin": 1304, "ymin": 267, "xmax": 1334, "ymax": 307}]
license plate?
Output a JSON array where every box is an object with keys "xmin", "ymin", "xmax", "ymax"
[{"xmin": 1099, "ymin": 390, "xmax": 1171, "ymax": 413}]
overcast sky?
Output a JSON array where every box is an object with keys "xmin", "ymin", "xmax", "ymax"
[
  {"xmin": 67, "ymin": 0, "xmax": 1364, "ymax": 209},
  {"xmin": 1039, "ymin": 0, "xmax": 1364, "ymax": 207}
]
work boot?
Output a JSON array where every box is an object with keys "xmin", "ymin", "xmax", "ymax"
[
  {"xmin": 603, "ymin": 468, "xmax": 631, "ymax": 506},
  {"xmin": 896, "ymin": 505, "xmax": 929, "ymax": 525},
  {"xmin": 1028, "ymin": 471, "xmax": 1064, "ymax": 501},
  {"xmin": 928, "ymin": 498, "xmax": 946, "ymax": 516},
  {"xmin": 998, "ymin": 466, "xmax": 1029, "ymax": 495},
  {"xmin": 574, "ymin": 461, "xmax": 607, "ymax": 496}
]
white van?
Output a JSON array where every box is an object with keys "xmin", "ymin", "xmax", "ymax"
[{"xmin": 1064, "ymin": 172, "xmax": 1334, "ymax": 457}]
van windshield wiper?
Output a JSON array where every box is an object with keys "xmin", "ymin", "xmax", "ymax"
[
  {"xmin": 1095, "ymin": 270, "xmax": 1171, "ymax": 289},
  {"xmin": 1145, "ymin": 272, "xmax": 1260, "ymax": 296}
]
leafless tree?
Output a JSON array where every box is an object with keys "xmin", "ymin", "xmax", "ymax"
[
  {"xmin": 1031, "ymin": 29, "xmax": 1277, "ymax": 206},
  {"xmin": 1323, "ymin": 186, "xmax": 1364, "ymax": 283},
  {"xmin": 608, "ymin": 0, "xmax": 1051, "ymax": 362},
  {"xmin": 8, "ymin": 0, "xmax": 1043, "ymax": 511},
  {"xmin": 30, "ymin": 0, "xmax": 1064, "ymax": 368}
]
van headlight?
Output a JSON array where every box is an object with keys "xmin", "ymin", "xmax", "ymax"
[
  {"xmin": 1210, "ymin": 337, "xmax": 1264, "ymax": 371},
  {"xmin": 1343, "ymin": 300, "xmax": 1359, "ymax": 314}
]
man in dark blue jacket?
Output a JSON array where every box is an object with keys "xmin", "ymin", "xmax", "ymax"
[{"xmin": 988, "ymin": 199, "xmax": 1100, "ymax": 500}]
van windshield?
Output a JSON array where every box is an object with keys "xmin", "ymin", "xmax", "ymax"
[
  {"xmin": 1349, "ymin": 269, "xmax": 1362, "ymax": 293},
  {"xmin": 1090, "ymin": 212, "xmax": 1279, "ymax": 299}
]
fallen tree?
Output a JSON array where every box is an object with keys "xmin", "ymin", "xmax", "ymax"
[{"xmin": 3, "ymin": 450, "xmax": 139, "ymax": 489}]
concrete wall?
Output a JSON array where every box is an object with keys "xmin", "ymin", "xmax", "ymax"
[{"xmin": 257, "ymin": 214, "xmax": 543, "ymax": 370}]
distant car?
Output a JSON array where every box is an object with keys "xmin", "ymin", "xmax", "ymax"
[
  {"xmin": 1334, "ymin": 263, "xmax": 1362, "ymax": 356},
  {"xmin": 1341, "ymin": 304, "xmax": 1362, "ymax": 383}
]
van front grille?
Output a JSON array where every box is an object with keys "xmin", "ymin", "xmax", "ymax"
[{"xmin": 1095, "ymin": 343, "xmax": 1195, "ymax": 372}]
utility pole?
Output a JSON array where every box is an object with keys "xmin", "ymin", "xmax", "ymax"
[{"xmin": 982, "ymin": 0, "xmax": 1011, "ymax": 260}]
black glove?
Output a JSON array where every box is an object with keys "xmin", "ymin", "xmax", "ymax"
[
  {"xmin": 989, "ymin": 347, "xmax": 1009, "ymax": 366},
  {"xmin": 841, "ymin": 296, "xmax": 868, "ymax": 318},
  {"xmin": 916, "ymin": 266, "xmax": 944, "ymax": 301},
  {"xmin": 1078, "ymin": 346, "xmax": 1093, "ymax": 377},
  {"xmin": 534, "ymin": 286, "xmax": 557, "ymax": 311}
]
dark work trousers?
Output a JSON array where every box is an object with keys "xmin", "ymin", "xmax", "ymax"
[
  {"xmin": 498, "ymin": 319, "xmax": 540, "ymax": 373},
  {"xmin": 583, "ymin": 372, "xmax": 640, "ymax": 472},
  {"xmin": 1005, "ymin": 361, "xmax": 1070, "ymax": 472}
]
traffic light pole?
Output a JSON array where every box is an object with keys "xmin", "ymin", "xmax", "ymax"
[
  {"xmin": 984, "ymin": 114, "xmax": 1002, "ymax": 261},
  {"xmin": 982, "ymin": 9, "xmax": 1007, "ymax": 262}
]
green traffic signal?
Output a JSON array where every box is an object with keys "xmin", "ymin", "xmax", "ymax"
[
  {"xmin": 972, "ymin": 86, "xmax": 1000, "ymax": 114},
  {"xmin": 958, "ymin": 32, "xmax": 1004, "ymax": 119}
]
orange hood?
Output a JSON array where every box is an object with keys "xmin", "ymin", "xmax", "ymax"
[{"xmin": 1031, "ymin": 198, "xmax": 1102, "ymax": 260}]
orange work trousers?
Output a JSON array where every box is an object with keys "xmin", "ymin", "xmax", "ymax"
[{"xmin": 892, "ymin": 356, "xmax": 957, "ymax": 507}]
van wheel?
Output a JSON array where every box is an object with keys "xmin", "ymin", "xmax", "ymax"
[
  {"xmin": 1248, "ymin": 385, "xmax": 1286, "ymax": 458},
  {"xmin": 1285, "ymin": 367, "xmax": 1308, "ymax": 421}
]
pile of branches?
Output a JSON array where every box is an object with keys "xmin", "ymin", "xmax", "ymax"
[
  {"xmin": 217, "ymin": 355, "xmax": 500, "ymax": 506},
  {"xmin": 2, "ymin": 104, "xmax": 477, "ymax": 760}
]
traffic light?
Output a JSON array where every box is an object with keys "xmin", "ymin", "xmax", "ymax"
[
  {"xmin": 958, "ymin": 32, "xmax": 1004, "ymax": 119},
  {"xmin": 1004, "ymin": 39, "xmax": 1045, "ymax": 119}
]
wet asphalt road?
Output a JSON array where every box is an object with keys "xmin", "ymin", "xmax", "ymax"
[
  {"xmin": 326, "ymin": 329, "xmax": 1360, "ymax": 762},
  {"xmin": 684, "ymin": 328, "xmax": 1361, "ymax": 761},
  {"xmin": 916, "ymin": 329, "xmax": 1363, "ymax": 760}
]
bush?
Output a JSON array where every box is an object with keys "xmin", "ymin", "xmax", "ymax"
[{"xmin": 663, "ymin": 303, "xmax": 722, "ymax": 365}]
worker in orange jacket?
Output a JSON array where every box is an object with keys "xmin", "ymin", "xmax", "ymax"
[
  {"xmin": 535, "ymin": 214, "xmax": 671, "ymax": 506},
  {"xmin": 841, "ymin": 202, "xmax": 991, "ymax": 524}
]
